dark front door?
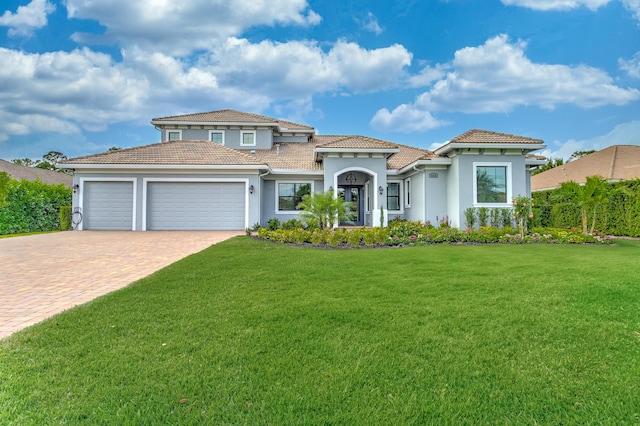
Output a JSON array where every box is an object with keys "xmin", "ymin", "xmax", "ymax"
[{"xmin": 338, "ymin": 185, "xmax": 363, "ymax": 226}]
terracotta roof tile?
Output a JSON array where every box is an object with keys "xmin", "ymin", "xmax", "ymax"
[
  {"xmin": 531, "ymin": 145, "xmax": 640, "ymax": 191},
  {"xmin": 450, "ymin": 129, "xmax": 544, "ymax": 144},
  {"xmin": 317, "ymin": 136, "xmax": 398, "ymax": 149},
  {"xmin": 152, "ymin": 109, "xmax": 314, "ymax": 131},
  {"xmin": 61, "ymin": 140, "xmax": 266, "ymax": 166}
]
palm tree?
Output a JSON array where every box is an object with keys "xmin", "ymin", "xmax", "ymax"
[
  {"xmin": 297, "ymin": 190, "xmax": 355, "ymax": 229},
  {"xmin": 554, "ymin": 175, "xmax": 609, "ymax": 235}
]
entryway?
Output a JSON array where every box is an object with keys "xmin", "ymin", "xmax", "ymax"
[{"xmin": 338, "ymin": 185, "xmax": 364, "ymax": 226}]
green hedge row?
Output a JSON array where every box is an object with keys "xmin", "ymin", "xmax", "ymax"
[
  {"xmin": 256, "ymin": 221, "xmax": 613, "ymax": 247},
  {"xmin": 0, "ymin": 177, "xmax": 72, "ymax": 235},
  {"xmin": 532, "ymin": 179, "xmax": 640, "ymax": 237}
]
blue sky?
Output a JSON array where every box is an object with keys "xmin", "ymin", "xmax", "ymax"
[{"xmin": 0, "ymin": 0, "xmax": 638, "ymax": 162}]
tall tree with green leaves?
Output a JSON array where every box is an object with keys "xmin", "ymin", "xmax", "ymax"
[{"xmin": 297, "ymin": 190, "xmax": 355, "ymax": 229}]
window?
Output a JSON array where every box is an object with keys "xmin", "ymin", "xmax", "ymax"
[
  {"xmin": 167, "ymin": 130, "xmax": 181, "ymax": 141},
  {"xmin": 405, "ymin": 178, "xmax": 411, "ymax": 207},
  {"xmin": 364, "ymin": 181, "xmax": 370, "ymax": 213},
  {"xmin": 209, "ymin": 131, "xmax": 225, "ymax": 145},
  {"xmin": 387, "ymin": 182, "xmax": 401, "ymax": 211},
  {"xmin": 278, "ymin": 182, "xmax": 311, "ymax": 211},
  {"xmin": 474, "ymin": 163, "xmax": 511, "ymax": 205},
  {"xmin": 241, "ymin": 131, "xmax": 256, "ymax": 146}
]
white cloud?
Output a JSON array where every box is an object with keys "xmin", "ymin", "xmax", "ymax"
[
  {"xmin": 543, "ymin": 120, "xmax": 640, "ymax": 160},
  {"xmin": 372, "ymin": 35, "xmax": 640, "ymax": 132},
  {"xmin": 502, "ymin": 0, "xmax": 640, "ymax": 21},
  {"xmin": 0, "ymin": 0, "xmax": 55, "ymax": 37},
  {"xmin": 407, "ymin": 64, "xmax": 448, "ymax": 88},
  {"xmin": 501, "ymin": 0, "xmax": 611, "ymax": 10},
  {"xmin": 370, "ymin": 104, "xmax": 450, "ymax": 132},
  {"xmin": 204, "ymin": 37, "xmax": 412, "ymax": 96},
  {"xmin": 355, "ymin": 12, "xmax": 383, "ymax": 35},
  {"xmin": 0, "ymin": 34, "xmax": 412, "ymax": 140},
  {"xmin": 65, "ymin": 0, "xmax": 321, "ymax": 56},
  {"xmin": 619, "ymin": 52, "xmax": 640, "ymax": 78}
]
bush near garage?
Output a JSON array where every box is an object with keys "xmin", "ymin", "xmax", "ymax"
[{"xmin": 0, "ymin": 178, "xmax": 72, "ymax": 235}]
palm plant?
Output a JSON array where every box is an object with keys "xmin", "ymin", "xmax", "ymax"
[
  {"xmin": 553, "ymin": 175, "xmax": 609, "ymax": 235},
  {"xmin": 297, "ymin": 190, "xmax": 355, "ymax": 230}
]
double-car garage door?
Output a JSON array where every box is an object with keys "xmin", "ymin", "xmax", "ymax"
[{"xmin": 82, "ymin": 180, "xmax": 246, "ymax": 230}]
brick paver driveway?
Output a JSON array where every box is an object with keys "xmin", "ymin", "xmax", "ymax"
[{"xmin": 0, "ymin": 231, "xmax": 242, "ymax": 339}]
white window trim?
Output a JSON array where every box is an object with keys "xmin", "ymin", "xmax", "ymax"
[
  {"xmin": 209, "ymin": 130, "xmax": 225, "ymax": 145},
  {"xmin": 166, "ymin": 130, "xmax": 182, "ymax": 141},
  {"xmin": 387, "ymin": 180, "xmax": 403, "ymax": 213},
  {"xmin": 241, "ymin": 130, "xmax": 257, "ymax": 146},
  {"xmin": 472, "ymin": 162, "xmax": 512, "ymax": 207},
  {"xmin": 404, "ymin": 177, "xmax": 411, "ymax": 208},
  {"xmin": 275, "ymin": 180, "xmax": 314, "ymax": 214}
]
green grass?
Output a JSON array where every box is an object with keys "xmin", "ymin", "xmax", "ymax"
[
  {"xmin": 0, "ymin": 230, "xmax": 60, "ymax": 239},
  {"xmin": 1, "ymin": 238, "xmax": 640, "ymax": 424}
]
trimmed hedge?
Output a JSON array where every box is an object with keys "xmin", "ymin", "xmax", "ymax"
[
  {"xmin": 532, "ymin": 179, "xmax": 640, "ymax": 237},
  {"xmin": 60, "ymin": 206, "xmax": 72, "ymax": 231},
  {"xmin": 0, "ymin": 178, "xmax": 72, "ymax": 235}
]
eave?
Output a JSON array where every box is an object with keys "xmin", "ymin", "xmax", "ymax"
[{"xmin": 435, "ymin": 143, "xmax": 546, "ymax": 156}]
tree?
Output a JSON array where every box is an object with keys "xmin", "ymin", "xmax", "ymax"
[
  {"xmin": 553, "ymin": 175, "xmax": 609, "ymax": 234},
  {"xmin": 297, "ymin": 190, "xmax": 355, "ymax": 229},
  {"xmin": 12, "ymin": 151, "xmax": 72, "ymax": 174},
  {"xmin": 567, "ymin": 150, "xmax": 596, "ymax": 162},
  {"xmin": 532, "ymin": 157, "xmax": 564, "ymax": 175},
  {"xmin": 12, "ymin": 158, "xmax": 37, "ymax": 167}
]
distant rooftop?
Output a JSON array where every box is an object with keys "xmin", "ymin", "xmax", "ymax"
[{"xmin": 0, "ymin": 159, "xmax": 72, "ymax": 187}]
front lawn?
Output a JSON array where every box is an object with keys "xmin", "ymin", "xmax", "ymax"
[{"xmin": 1, "ymin": 238, "xmax": 639, "ymax": 424}]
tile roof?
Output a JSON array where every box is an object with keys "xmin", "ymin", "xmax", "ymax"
[
  {"xmin": 317, "ymin": 136, "xmax": 398, "ymax": 150},
  {"xmin": 151, "ymin": 109, "xmax": 314, "ymax": 131},
  {"xmin": 531, "ymin": 145, "xmax": 640, "ymax": 191},
  {"xmin": 449, "ymin": 129, "xmax": 544, "ymax": 144},
  {"xmin": 252, "ymin": 135, "xmax": 439, "ymax": 172},
  {"xmin": 60, "ymin": 140, "xmax": 266, "ymax": 166},
  {"xmin": 0, "ymin": 159, "xmax": 73, "ymax": 187}
]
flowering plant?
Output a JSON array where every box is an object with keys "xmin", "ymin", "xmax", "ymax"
[{"xmin": 512, "ymin": 195, "xmax": 534, "ymax": 237}]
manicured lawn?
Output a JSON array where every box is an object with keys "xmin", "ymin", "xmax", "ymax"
[{"xmin": 1, "ymin": 238, "xmax": 639, "ymax": 424}]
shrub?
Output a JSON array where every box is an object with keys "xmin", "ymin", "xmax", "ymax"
[
  {"xmin": 501, "ymin": 208, "xmax": 513, "ymax": 228},
  {"xmin": 0, "ymin": 179, "xmax": 72, "ymax": 235},
  {"xmin": 282, "ymin": 218, "xmax": 304, "ymax": 230},
  {"xmin": 267, "ymin": 218, "xmax": 281, "ymax": 231},
  {"xmin": 477, "ymin": 207, "xmax": 488, "ymax": 227},
  {"xmin": 60, "ymin": 206, "xmax": 72, "ymax": 231},
  {"xmin": 464, "ymin": 207, "xmax": 477, "ymax": 229},
  {"xmin": 489, "ymin": 208, "xmax": 502, "ymax": 228}
]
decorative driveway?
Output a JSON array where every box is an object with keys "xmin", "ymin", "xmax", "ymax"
[{"xmin": 0, "ymin": 231, "xmax": 242, "ymax": 339}]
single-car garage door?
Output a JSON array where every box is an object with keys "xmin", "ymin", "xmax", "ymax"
[
  {"xmin": 83, "ymin": 181, "xmax": 134, "ymax": 230},
  {"xmin": 146, "ymin": 182, "xmax": 245, "ymax": 230}
]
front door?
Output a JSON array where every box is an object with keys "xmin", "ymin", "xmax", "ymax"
[{"xmin": 338, "ymin": 185, "xmax": 363, "ymax": 226}]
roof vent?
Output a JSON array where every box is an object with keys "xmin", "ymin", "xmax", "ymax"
[
  {"xmin": 276, "ymin": 143, "xmax": 280, "ymax": 154},
  {"xmin": 250, "ymin": 150, "xmax": 256, "ymax": 155}
]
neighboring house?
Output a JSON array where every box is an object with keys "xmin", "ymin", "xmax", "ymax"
[
  {"xmin": 0, "ymin": 158, "xmax": 73, "ymax": 188},
  {"xmin": 59, "ymin": 109, "xmax": 546, "ymax": 231},
  {"xmin": 531, "ymin": 145, "xmax": 640, "ymax": 192}
]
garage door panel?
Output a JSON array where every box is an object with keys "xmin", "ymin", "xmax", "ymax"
[
  {"xmin": 147, "ymin": 182, "xmax": 245, "ymax": 230},
  {"xmin": 84, "ymin": 181, "xmax": 134, "ymax": 230}
]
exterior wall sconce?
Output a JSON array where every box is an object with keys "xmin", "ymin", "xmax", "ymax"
[
  {"xmin": 378, "ymin": 185, "xmax": 384, "ymax": 195},
  {"xmin": 329, "ymin": 186, "xmax": 333, "ymax": 192},
  {"xmin": 72, "ymin": 184, "xmax": 80, "ymax": 194},
  {"xmin": 249, "ymin": 184, "xmax": 254, "ymax": 194}
]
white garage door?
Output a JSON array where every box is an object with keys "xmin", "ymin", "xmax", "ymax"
[
  {"xmin": 146, "ymin": 182, "xmax": 245, "ymax": 230},
  {"xmin": 83, "ymin": 181, "xmax": 134, "ymax": 230}
]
